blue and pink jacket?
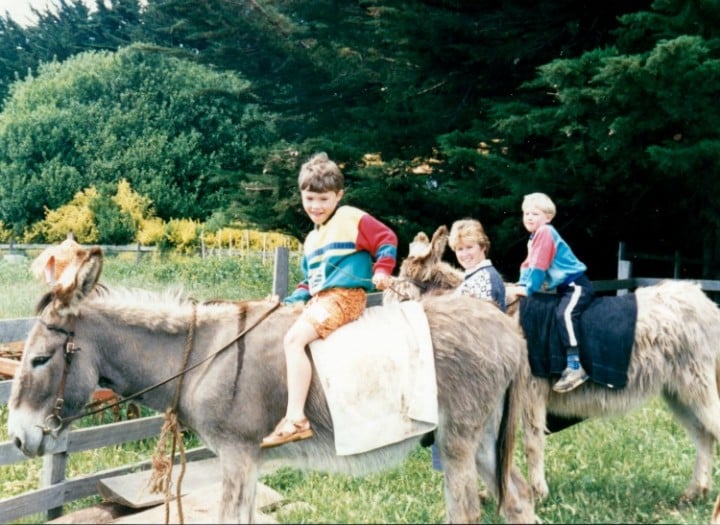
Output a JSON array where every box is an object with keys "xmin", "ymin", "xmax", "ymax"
[
  {"xmin": 283, "ymin": 205, "xmax": 398, "ymax": 304},
  {"xmin": 518, "ymin": 224, "xmax": 586, "ymax": 296}
]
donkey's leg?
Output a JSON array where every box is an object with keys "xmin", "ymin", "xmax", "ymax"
[
  {"xmin": 523, "ymin": 376, "xmax": 551, "ymax": 501},
  {"xmin": 218, "ymin": 444, "xmax": 261, "ymax": 523},
  {"xmin": 663, "ymin": 386, "xmax": 720, "ymax": 501},
  {"xmin": 474, "ymin": 408, "xmax": 536, "ymax": 524},
  {"xmin": 439, "ymin": 430, "xmax": 482, "ymax": 524}
]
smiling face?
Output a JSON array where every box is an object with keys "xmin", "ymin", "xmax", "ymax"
[
  {"xmin": 301, "ymin": 189, "xmax": 344, "ymax": 225},
  {"xmin": 453, "ymin": 240, "xmax": 486, "ymax": 270},
  {"xmin": 522, "ymin": 205, "xmax": 552, "ymax": 234}
]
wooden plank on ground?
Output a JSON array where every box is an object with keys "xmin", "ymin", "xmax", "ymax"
[
  {"xmin": 99, "ymin": 457, "xmax": 219, "ymax": 509},
  {"xmin": 98, "ymin": 455, "xmax": 282, "ymax": 510},
  {"xmin": 111, "ymin": 481, "xmax": 283, "ymax": 524},
  {"xmin": 98, "ymin": 457, "xmax": 224, "ymax": 509},
  {"xmin": 47, "ymin": 501, "xmax": 140, "ymax": 524}
]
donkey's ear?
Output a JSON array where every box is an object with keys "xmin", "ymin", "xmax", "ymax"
[
  {"xmin": 430, "ymin": 225, "xmax": 449, "ymax": 261},
  {"xmin": 408, "ymin": 231, "xmax": 431, "ymax": 257},
  {"xmin": 32, "ymin": 238, "xmax": 86, "ymax": 286},
  {"xmin": 53, "ymin": 247, "xmax": 103, "ymax": 314}
]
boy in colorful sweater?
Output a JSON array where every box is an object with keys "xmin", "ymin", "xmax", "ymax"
[
  {"xmin": 512, "ymin": 192, "xmax": 594, "ymax": 393},
  {"xmin": 260, "ymin": 152, "xmax": 398, "ymax": 448}
]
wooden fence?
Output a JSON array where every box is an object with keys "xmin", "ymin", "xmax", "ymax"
[
  {"xmin": 1, "ymin": 236, "xmax": 301, "ymax": 264},
  {"xmin": 1, "ymin": 245, "xmax": 719, "ymax": 523}
]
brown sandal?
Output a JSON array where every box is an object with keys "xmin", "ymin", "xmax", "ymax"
[{"xmin": 260, "ymin": 417, "xmax": 313, "ymax": 448}]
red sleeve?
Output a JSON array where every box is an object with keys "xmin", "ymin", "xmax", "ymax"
[
  {"xmin": 356, "ymin": 213, "xmax": 398, "ymax": 275},
  {"xmin": 526, "ymin": 225, "xmax": 555, "ymax": 271}
]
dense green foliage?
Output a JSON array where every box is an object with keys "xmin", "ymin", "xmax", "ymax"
[
  {"xmin": 0, "ymin": 43, "xmax": 280, "ymax": 234},
  {"xmin": 0, "ymin": 0, "xmax": 718, "ymax": 281}
]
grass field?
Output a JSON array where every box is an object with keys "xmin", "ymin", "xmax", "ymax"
[{"xmin": 1, "ymin": 253, "xmax": 718, "ymax": 524}]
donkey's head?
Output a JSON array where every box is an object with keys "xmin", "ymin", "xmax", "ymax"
[
  {"xmin": 8, "ymin": 245, "xmax": 104, "ymax": 457},
  {"xmin": 384, "ymin": 225, "xmax": 463, "ymax": 303}
]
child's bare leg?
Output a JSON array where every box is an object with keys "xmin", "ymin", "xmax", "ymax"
[
  {"xmin": 260, "ymin": 318, "xmax": 317, "ymax": 448},
  {"xmin": 283, "ymin": 319, "xmax": 318, "ymax": 420}
]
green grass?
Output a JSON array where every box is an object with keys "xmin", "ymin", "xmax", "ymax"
[
  {"xmin": 2, "ymin": 253, "xmax": 719, "ymax": 523},
  {"xmin": 260, "ymin": 399, "xmax": 718, "ymax": 524},
  {"xmin": 0, "ymin": 251, "xmax": 302, "ymax": 318}
]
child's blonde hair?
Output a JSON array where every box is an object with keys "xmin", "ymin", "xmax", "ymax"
[
  {"xmin": 522, "ymin": 192, "xmax": 556, "ymax": 219},
  {"xmin": 298, "ymin": 152, "xmax": 344, "ymax": 193},
  {"xmin": 448, "ymin": 218, "xmax": 491, "ymax": 255}
]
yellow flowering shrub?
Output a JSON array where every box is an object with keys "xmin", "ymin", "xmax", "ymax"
[
  {"xmin": 165, "ymin": 218, "xmax": 200, "ymax": 253},
  {"xmin": 113, "ymin": 179, "xmax": 152, "ymax": 230},
  {"xmin": 25, "ymin": 187, "xmax": 99, "ymax": 243},
  {"xmin": 202, "ymin": 227, "xmax": 300, "ymax": 252},
  {"xmin": 136, "ymin": 217, "xmax": 166, "ymax": 246}
]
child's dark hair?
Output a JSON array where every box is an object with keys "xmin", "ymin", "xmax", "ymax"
[{"xmin": 298, "ymin": 152, "xmax": 344, "ymax": 192}]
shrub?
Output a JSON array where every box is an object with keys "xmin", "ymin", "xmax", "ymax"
[
  {"xmin": 25, "ymin": 187, "xmax": 99, "ymax": 243},
  {"xmin": 202, "ymin": 226, "xmax": 300, "ymax": 252},
  {"xmin": 137, "ymin": 217, "xmax": 166, "ymax": 246},
  {"xmin": 163, "ymin": 218, "xmax": 200, "ymax": 253},
  {"xmin": 0, "ymin": 221, "xmax": 11, "ymax": 242},
  {"xmin": 90, "ymin": 194, "xmax": 135, "ymax": 245}
]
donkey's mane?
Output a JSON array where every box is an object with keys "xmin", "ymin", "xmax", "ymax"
[{"xmin": 81, "ymin": 282, "xmax": 238, "ymax": 334}]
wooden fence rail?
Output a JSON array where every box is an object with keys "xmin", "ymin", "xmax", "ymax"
[{"xmin": 1, "ymin": 246, "xmax": 719, "ymax": 523}]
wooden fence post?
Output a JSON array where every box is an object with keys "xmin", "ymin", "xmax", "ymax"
[
  {"xmin": 272, "ymin": 247, "xmax": 290, "ymax": 300},
  {"xmin": 41, "ymin": 434, "xmax": 69, "ymax": 520}
]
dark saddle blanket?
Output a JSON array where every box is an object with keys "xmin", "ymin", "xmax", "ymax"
[{"xmin": 519, "ymin": 292, "xmax": 638, "ymax": 389}]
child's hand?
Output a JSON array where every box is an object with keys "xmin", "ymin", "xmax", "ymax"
[
  {"xmin": 506, "ymin": 285, "xmax": 527, "ymax": 297},
  {"xmin": 372, "ymin": 272, "xmax": 391, "ymax": 290}
]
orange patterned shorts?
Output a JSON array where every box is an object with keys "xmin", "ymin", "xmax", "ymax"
[{"xmin": 300, "ymin": 288, "xmax": 368, "ymax": 339}]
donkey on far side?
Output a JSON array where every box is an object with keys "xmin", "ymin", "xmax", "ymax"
[{"xmin": 385, "ymin": 225, "xmax": 720, "ymax": 505}]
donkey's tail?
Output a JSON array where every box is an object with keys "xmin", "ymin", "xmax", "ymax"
[{"xmin": 495, "ymin": 375, "xmax": 521, "ymax": 518}]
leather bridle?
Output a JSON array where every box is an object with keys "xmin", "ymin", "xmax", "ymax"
[{"xmin": 37, "ymin": 318, "xmax": 79, "ymax": 436}]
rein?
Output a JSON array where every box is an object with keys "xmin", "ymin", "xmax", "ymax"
[
  {"xmin": 504, "ymin": 294, "xmax": 523, "ymax": 316},
  {"xmin": 36, "ymin": 299, "xmax": 281, "ymax": 435}
]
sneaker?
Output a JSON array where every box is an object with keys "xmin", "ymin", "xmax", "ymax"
[
  {"xmin": 552, "ymin": 365, "xmax": 589, "ymax": 393},
  {"xmin": 260, "ymin": 417, "xmax": 313, "ymax": 448}
]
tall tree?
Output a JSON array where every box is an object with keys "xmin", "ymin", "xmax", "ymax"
[
  {"xmin": 174, "ymin": 0, "xmax": 649, "ymax": 250},
  {"xmin": 0, "ymin": 0, "xmax": 149, "ymax": 103},
  {"xmin": 449, "ymin": 0, "xmax": 720, "ymax": 278},
  {"xmin": 0, "ymin": 43, "xmax": 281, "ymax": 237}
]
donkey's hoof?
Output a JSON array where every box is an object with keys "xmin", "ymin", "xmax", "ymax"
[
  {"xmin": 531, "ymin": 480, "xmax": 549, "ymax": 502},
  {"xmin": 478, "ymin": 487, "xmax": 489, "ymax": 503}
]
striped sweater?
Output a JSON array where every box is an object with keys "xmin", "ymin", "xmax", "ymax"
[{"xmin": 283, "ymin": 205, "xmax": 398, "ymax": 304}]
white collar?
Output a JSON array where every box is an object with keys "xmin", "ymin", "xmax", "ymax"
[{"xmin": 464, "ymin": 259, "xmax": 492, "ymax": 276}]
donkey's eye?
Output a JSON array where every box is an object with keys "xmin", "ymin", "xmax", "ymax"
[{"xmin": 30, "ymin": 355, "xmax": 51, "ymax": 368}]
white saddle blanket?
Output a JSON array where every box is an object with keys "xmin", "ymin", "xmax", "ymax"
[{"xmin": 310, "ymin": 300, "xmax": 438, "ymax": 456}]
